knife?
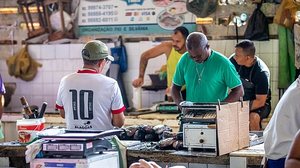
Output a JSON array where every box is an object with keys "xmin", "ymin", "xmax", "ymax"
[{"xmin": 38, "ymin": 102, "xmax": 47, "ymax": 118}]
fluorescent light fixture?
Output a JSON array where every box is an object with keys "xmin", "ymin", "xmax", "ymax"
[
  {"xmin": 0, "ymin": 7, "xmax": 18, "ymax": 14},
  {"xmin": 20, "ymin": 22, "xmax": 41, "ymax": 30},
  {"xmin": 0, "ymin": 6, "xmax": 43, "ymax": 14},
  {"xmin": 196, "ymin": 17, "xmax": 214, "ymax": 25}
]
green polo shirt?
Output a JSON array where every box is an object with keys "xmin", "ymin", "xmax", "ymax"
[{"xmin": 173, "ymin": 50, "xmax": 241, "ymax": 102}]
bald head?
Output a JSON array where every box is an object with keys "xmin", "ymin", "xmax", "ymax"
[
  {"xmin": 186, "ymin": 32, "xmax": 208, "ymax": 51},
  {"xmin": 186, "ymin": 32, "xmax": 211, "ymax": 63}
]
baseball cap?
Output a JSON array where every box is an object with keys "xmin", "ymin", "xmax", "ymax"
[{"xmin": 81, "ymin": 40, "xmax": 114, "ymax": 61}]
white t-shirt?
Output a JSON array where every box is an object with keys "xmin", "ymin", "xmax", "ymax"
[
  {"xmin": 263, "ymin": 79, "xmax": 300, "ymax": 160},
  {"xmin": 56, "ymin": 69, "xmax": 125, "ymax": 131}
]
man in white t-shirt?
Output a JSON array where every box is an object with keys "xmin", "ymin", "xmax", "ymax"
[
  {"xmin": 263, "ymin": 75, "xmax": 300, "ymax": 168},
  {"xmin": 56, "ymin": 40, "xmax": 125, "ymax": 131}
]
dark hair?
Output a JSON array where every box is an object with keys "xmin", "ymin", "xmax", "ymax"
[
  {"xmin": 235, "ymin": 40, "xmax": 256, "ymax": 57},
  {"xmin": 174, "ymin": 26, "xmax": 189, "ymax": 40},
  {"xmin": 83, "ymin": 58, "xmax": 101, "ymax": 66}
]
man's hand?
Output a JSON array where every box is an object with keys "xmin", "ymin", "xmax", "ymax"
[{"xmin": 132, "ymin": 77, "xmax": 144, "ymax": 88}]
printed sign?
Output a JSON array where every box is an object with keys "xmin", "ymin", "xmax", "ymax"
[{"xmin": 78, "ymin": 0, "xmax": 196, "ymax": 35}]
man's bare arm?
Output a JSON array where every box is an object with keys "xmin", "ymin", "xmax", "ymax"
[
  {"xmin": 224, "ymin": 85, "xmax": 244, "ymax": 102},
  {"xmin": 59, "ymin": 109, "xmax": 65, "ymax": 119},
  {"xmin": 171, "ymin": 83, "xmax": 183, "ymax": 107},
  {"xmin": 251, "ymin": 94, "xmax": 267, "ymax": 110},
  {"xmin": 112, "ymin": 112, "xmax": 125, "ymax": 128},
  {"xmin": 132, "ymin": 42, "xmax": 172, "ymax": 88}
]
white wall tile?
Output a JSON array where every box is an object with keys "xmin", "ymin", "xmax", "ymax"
[
  {"xmin": 53, "ymin": 83, "xmax": 59, "ymax": 95},
  {"xmin": 126, "ymin": 42, "xmax": 141, "ymax": 70},
  {"xmin": 189, "ymin": 163, "xmax": 208, "ymax": 168},
  {"xmin": 40, "ymin": 60, "xmax": 54, "ymax": 72},
  {"xmin": 28, "ymin": 45, "xmax": 41, "ymax": 59},
  {"xmin": 53, "ymin": 72, "xmax": 67, "ymax": 84},
  {"xmin": 41, "ymin": 45, "xmax": 56, "ymax": 59},
  {"xmin": 62, "ymin": 59, "xmax": 74, "ymax": 71},
  {"xmin": 271, "ymin": 95, "xmax": 279, "ymax": 111},
  {"xmin": 54, "ymin": 59, "xmax": 66, "ymax": 72},
  {"xmin": 123, "ymin": 69, "xmax": 138, "ymax": 83},
  {"xmin": 207, "ymin": 164, "xmax": 228, "ymax": 168},
  {"xmin": 44, "ymin": 95, "xmax": 56, "ymax": 108},
  {"xmin": 0, "ymin": 60, "xmax": 7, "ymax": 71},
  {"xmin": 8, "ymin": 94, "xmax": 21, "ymax": 108},
  {"xmin": 43, "ymin": 83, "xmax": 52, "ymax": 96},
  {"xmin": 72, "ymin": 59, "xmax": 83, "ymax": 70},
  {"xmin": 259, "ymin": 40, "xmax": 273, "ymax": 54},
  {"xmin": 0, "ymin": 45, "xmax": 13, "ymax": 60},
  {"xmin": 272, "ymin": 40, "xmax": 279, "ymax": 55},
  {"xmin": 33, "ymin": 72, "xmax": 44, "ymax": 84},
  {"xmin": 31, "ymin": 84, "xmax": 43, "ymax": 96},
  {"xmin": 42, "ymin": 71, "xmax": 53, "ymax": 84},
  {"xmin": 31, "ymin": 96, "xmax": 44, "ymax": 107},
  {"xmin": 211, "ymin": 40, "xmax": 226, "ymax": 56},
  {"xmin": 271, "ymin": 81, "xmax": 279, "ymax": 96},
  {"xmin": 259, "ymin": 53, "xmax": 273, "ymax": 68},
  {"xmin": 55, "ymin": 44, "xmax": 70, "ymax": 59},
  {"xmin": 223, "ymin": 40, "xmax": 236, "ymax": 57},
  {"xmin": 270, "ymin": 67, "xmax": 278, "ymax": 82},
  {"xmin": 253, "ymin": 41, "xmax": 260, "ymax": 54},
  {"xmin": 69, "ymin": 44, "xmax": 84, "ymax": 59},
  {"xmin": 142, "ymin": 90, "xmax": 150, "ymax": 108}
]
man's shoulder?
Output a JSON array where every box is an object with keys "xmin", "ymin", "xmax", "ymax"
[
  {"xmin": 177, "ymin": 52, "xmax": 192, "ymax": 64},
  {"xmin": 253, "ymin": 57, "xmax": 270, "ymax": 75},
  {"xmin": 101, "ymin": 75, "xmax": 118, "ymax": 87},
  {"xmin": 159, "ymin": 41, "xmax": 173, "ymax": 49}
]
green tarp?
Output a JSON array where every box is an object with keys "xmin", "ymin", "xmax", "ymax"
[{"xmin": 278, "ymin": 25, "xmax": 296, "ymax": 89}]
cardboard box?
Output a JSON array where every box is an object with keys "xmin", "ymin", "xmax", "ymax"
[{"xmin": 183, "ymin": 101, "xmax": 249, "ymax": 156}]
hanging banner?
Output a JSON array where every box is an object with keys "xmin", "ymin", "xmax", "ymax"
[{"xmin": 78, "ymin": 0, "xmax": 196, "ymax": 35}]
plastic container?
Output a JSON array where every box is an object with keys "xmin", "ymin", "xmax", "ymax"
[{"xmin": 16, "ymin": 117, "xmax": 45, "ymax": 144}]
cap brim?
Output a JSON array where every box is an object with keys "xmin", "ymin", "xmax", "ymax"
[{"xmin": 106, "ymin": 55, "xmax": 114, "ymax": 61}]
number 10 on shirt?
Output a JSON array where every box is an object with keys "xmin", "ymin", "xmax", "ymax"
[{"xmin": 69, "ymin": 89, "xmax": 94, "ymax": 120}]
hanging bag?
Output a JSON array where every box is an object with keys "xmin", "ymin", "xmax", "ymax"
[
  {"xmin": 186, "ymin": 0, "xmax": 218, "ymax": 18},
  {"xmin": 244, "ymin": 3, "xmax": 270, "ymax": 41},
  {"xmin": 110, "ymin": 36, "xmax": 128, "ymax": 73}
]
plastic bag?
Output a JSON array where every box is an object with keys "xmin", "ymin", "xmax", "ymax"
[
  {"xmin": 244, "ymin": 4, "xmax": 269, "ymax": 41},
  {"xmin": 132, "ymin": 87, "xmax": 142, "ymax": 110}
]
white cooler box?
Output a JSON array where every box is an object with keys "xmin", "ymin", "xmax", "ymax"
[{"xmin": 30, "ymin": 151, "xmax": 119, "ymax": 168}]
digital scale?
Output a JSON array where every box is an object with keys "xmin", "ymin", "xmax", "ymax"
[
  {"xmin": 39, "ymin": 129, "xmax": 122, "ymax": 158},
  {"xmin": 31, "ymin": 151, "xmax": 119, "ymax": 168}
]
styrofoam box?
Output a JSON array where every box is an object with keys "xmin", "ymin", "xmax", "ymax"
[{"xmin": 30, "ymin": 151, "xmax": 119, "ymax": 168}]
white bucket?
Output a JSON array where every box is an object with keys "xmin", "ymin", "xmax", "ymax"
[{"xmin": 16, "ymin": 118, "xmax": 45, "ymax": 144}]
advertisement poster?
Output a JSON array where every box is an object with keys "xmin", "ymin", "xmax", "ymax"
[{"xmin": 78, "ymin": 0, "xmax": 196, "ymax": 35}]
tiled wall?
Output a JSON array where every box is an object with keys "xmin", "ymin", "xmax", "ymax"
[{"xmin": 0, "ymin": 39, "xmax": 279, "ymax": 112}]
